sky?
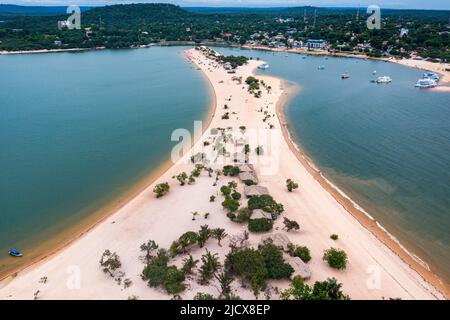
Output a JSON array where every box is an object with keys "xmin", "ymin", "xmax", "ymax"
[{"xmin": 3, "ymin": 0, "xmax": 450, "ymax": 10}]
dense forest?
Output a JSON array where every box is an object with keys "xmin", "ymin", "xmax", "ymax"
[{"xmin": 0, "ymin": 3, "xmax": 448, "ymax": 60}]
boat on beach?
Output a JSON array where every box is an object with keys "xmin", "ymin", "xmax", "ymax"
[{"xmin": 9, "ymin": 249, "xmax": 23, "ymax": 257}]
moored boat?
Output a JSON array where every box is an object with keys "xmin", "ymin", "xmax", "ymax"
[
  {"xmin": 415, "ymin": 78, "xmax": 437, "ymax": 88},
  {"xmin": 258, "ymin": 63, "xmax": 269, "ymax": 70},
  {"xmin": 341, "ymin": 72, "xmax": 349, "ymax": 79},
  {"xmin": 423, "ymin": 72, "xmax": 440, "ymax": 81},
  {"xmin": 376, "ymin": 76, "xmax": 392, "ymax": 84}
]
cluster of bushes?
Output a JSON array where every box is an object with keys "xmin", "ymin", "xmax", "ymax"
[
  {"xmin": 221, "ymin": 181, "xmax": 241, "ymax": 214},
  {"xmin": 169, "ymin": 226, "xmax": 228, "ymax": 257},
  {"xmin": 222, "ymin": 165, "xmax": 240, "ymax": 177},
  {"xmin": 225, "ymin": 240, "xmax": 293, "ymax": 296},
  {"xmin": 141, "ymin": 249, "xmax": 186, "ymax": 294},
  {"xmin": 248, "ymin": 218, "xmax": 273, "ymax": 233},
  {"xmin": 282, "ymin": 217, "xmax": 300, "ymax": 232},
  {"xmin": 229, "ymin": 207, "xmax": 251, "ymax": 224},
  {"xmin": 248, "ymin": 195, "xmax": 284, "ymax": 214},
  {"xmin": 323, "ymin": 247, "xmax": 348, "ymax": 270},
  {"xmin": 286, "ymin": 179, "xmax": 299, "ymax": 192},
  {"xmin": 245, "ymin": 76, "xmax": 262, "ymax": 97},
  {"xmin": 281, "ymin": 276, "xmax": 350, "ymax": 300},
  {"xmin": 287, "ymin": 243, "xmax": 311, "ymax": 263},
  {"xmin": 153, "ymin": 182, "xmax": 170, "ymax": 198},
  {"xmin": 218, "ymin": 55, "xmax": 248, "ymax": 69},
  {"xmin": 243, "ymin": 179, "xmax": 255, "ymax": 186}
]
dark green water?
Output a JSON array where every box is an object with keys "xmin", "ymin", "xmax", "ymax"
[
  {"xmin": 217, "ymin": 47, "xmax": 450, "ymax": 282},
  {"xmin": 0, "ymin": 47, "xmax": 210, "ymax": 274}
]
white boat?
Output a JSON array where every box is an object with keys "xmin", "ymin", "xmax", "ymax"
[
  {"xmin": 318, "ymin": 65, "xmax": 325, "ymax": 70},
  {"xmin": 258, "ymin": 63, "xmax": 269, "ymax": 70},
  {"xmin": 415, "ymin": 78, "xmax": 437, "ymax": 88},
  {"xmin": 372, "ymin": 70, "xmax": 377, "ymax": 75},
  {"xmin": 423, "ymin": 72, "xmax": 440, "ymax": 81},
  {"xmin": 376, "ymin": 76, "xmax": 392, "ymax": 84},
  {"xmin": 341, "ymin": 72, "xmax": 349, "ymax": 79}
]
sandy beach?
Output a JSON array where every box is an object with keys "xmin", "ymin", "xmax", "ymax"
[{"xmin": 0, "ymin": 47, "xmax": 446, "ymax": 300}]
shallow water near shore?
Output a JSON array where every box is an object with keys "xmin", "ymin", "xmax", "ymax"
[
  {"xmin": 0, "ymin": 46, "xmax": 210, "ymax": 276},
  {"xmin": 216, "ymin": 47, "xmax": 450, "ymax": 283}
]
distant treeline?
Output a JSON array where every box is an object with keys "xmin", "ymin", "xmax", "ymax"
[{"xmin": 0, "ymin": 3, "xmax": 448, "ymax": 60}]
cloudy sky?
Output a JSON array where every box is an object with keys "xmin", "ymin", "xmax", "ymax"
[{"xmin": 4, "ymin": 0, "xmax": 450, "ymax": 10}]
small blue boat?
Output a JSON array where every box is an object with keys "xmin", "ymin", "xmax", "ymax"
[{"xmin": 9, "ymin": 249, "xmax": 23, "ymax": 257}]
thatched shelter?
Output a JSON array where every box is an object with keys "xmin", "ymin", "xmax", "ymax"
[
  {"xmin": 244, "ymin": 185, "xmax": 269, "ymax": 198},
  {"xmin": 233, "ymin": 152, "xmax": 248, "ymax": 164},
  {"xmin": 251, "ymin": 209, "xmax": 272, "ymax": 220},
  {"xmin": 239, "ymin": 164, "xmax": 254, "ymax": 173},
  {"xmin": 239, "ymin": 171, "xmax": 258, "ymax": 184},
  {"xmin": 262, "ymin": 233, "xmax": 291, "ymax": 250},
  {"xmin": 286, "ymin": 256, "xmax": 311, "ymax": 280}
]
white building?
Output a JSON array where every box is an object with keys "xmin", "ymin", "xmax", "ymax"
[{"xmin": 307, "ymin": 39, "xmax": 327, "ymax": 50}]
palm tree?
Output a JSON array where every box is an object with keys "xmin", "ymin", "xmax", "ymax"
[
  {"xmin": 198, "ymin": 250, "xmax": 221, "ymax": 285},
  {"xmin": 191, "ymin": 211, "xmax": 199, "ymax": 221},
  {"xmin": 197, "ymin": 225, "xmax": 211, "ymax": 248},
  {"xmin": 178, "ymin": 231, "xmax": 198, "ymax": 254},
  {"xmin": 212, "ymin": 228, "xmax": 228, "ymax": 247},
  {"xmin": 214, "ymin": 270, "xmax": 233, "ymax": 299}
]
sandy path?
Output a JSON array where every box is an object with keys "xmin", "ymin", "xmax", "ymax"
[{"xmin": 0, "ymin": 48, "xmax": 444, "ymax": 300}]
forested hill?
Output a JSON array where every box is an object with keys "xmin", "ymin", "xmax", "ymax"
[{"xmin": 0, "ymin": 3, "xmax": 448, "ymax": 61}]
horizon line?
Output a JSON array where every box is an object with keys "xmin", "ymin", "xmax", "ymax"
[{"xmin": 1, "ymin": 3, "xmax": 450, "ymax": 11}]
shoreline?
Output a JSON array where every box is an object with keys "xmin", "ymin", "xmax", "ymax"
[
  {"xmin": 241, "ymin": 45, "xmax": 450, "ymax": 89},
  {"xmin": 2, "ymin": 43, "xmax": 448, "ymax": 90},
  {"xmin": 0, "ymin": 49, "xmax": 217, "ymax": 283},
  {"xmin": 0, "ymin": 47, "xmax": 446, "ymax": 300},
  {"xmin": 275, "ymin": 79, "xmax": 449, "ymax": 298}
]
